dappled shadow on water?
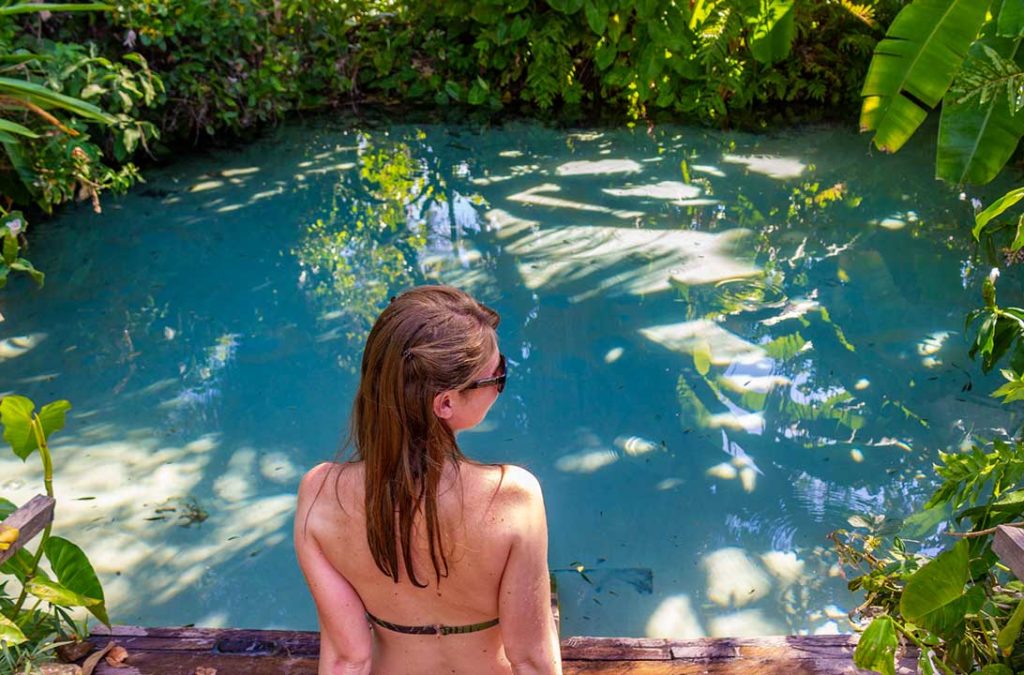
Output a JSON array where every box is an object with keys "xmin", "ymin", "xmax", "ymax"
[{"xmin": 0, "ymin": 119, "xmax": 1013, "ymax": 635}]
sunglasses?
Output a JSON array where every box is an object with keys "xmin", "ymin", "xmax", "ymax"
[{"xmin": 464, "ymin": 353, "xmax": 507, "ymax": 394}]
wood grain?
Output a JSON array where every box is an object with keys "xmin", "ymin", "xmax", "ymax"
[
  {"xmin": 85, "ymin": 625, "xmax": 915, "ymax": 674},
  {"xmin": 0, "ymin": 494, "xmax": 55, "ymax": 565},
  {"xmin": 994, "ymin": 525, "xmax": 1024, "ymax": 580}
]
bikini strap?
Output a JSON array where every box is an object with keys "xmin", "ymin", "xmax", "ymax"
[{"xmin": 365, "ymin": 611, "xmax": 500, "ymax": 636}]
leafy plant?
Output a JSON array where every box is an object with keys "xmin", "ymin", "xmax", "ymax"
[
  {"xmin": 834, "ymin": 270, "xmax": 1024, "ymax": 674},
  {"xmin": 860, "ymin": 0, "xmax": 1024, "ymax": 185},
  {"xmin": 0, "ymin": 2, "xmax": 161, "ymax": 291},
  {"xmin": 0, "ymin": 395, "xmax": 109, "ymax": 671}
]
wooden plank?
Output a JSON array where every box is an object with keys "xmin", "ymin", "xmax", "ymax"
[
  {"xmin": 85, "ymin": 626, "xmax": 913, "ymax": 674},
  {"xmin": 994, "ymin": 525, "xmax": 1024, "ymax": 580},
  {"xmin": 561, "ymin": 636, "xmax": 673, "ymax": 660},
  {"xmin": 0, "ymin": 494, "xmax": 54, "ymax": 565}
]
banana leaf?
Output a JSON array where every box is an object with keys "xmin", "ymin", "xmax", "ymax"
[
  {"xmin": 748, "ymin": 0, "xmax": 796, "ymax": 65},
  {"xmin": 937, "ymin": 37, "xmax": 1024, "ymax": 184},
  {"xmin": 860, "ymin": 0, "xmax": 989, "ymax": 152}
]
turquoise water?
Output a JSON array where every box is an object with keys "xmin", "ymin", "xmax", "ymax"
[{"xmin": 0, "ymin": 119, "xmax": 1016, "ymax": 638}]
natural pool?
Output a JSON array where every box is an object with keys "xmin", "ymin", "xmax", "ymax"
[{"xmin": 0, "ymin": 118, "xmax": 1016, "ymax": 639}]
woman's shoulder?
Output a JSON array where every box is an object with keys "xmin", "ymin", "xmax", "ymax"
[
  {"xmin": 297, "ymin": 461, "xmax": 363, "ymax": 506},
  {"xmin": 463, "ymin": 462, "xmax": 544, "ymax": 507}
]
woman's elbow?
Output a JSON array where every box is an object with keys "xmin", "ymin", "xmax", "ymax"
[
  {"xmin": 507, "ymin": 653, "xmax": 561, "ymax": 675},
  {"xmin": 319, "ymin": 647, "xmax": 372, "ymax": 675}
]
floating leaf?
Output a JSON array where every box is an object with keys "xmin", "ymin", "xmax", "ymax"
[{"xmin": 848, "ymin": 514, "xmax": 873, "ymax": 528}]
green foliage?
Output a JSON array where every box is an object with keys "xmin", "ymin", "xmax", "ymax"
[
  {"xmin": 938, "ymin": 38, "xmax": 1024, "ymax": 185},
  {"xmin": 965, "ymin": 271, "xmax": 1024, "ymax": 373},
  {"xmin": 860, "ymin": 0, "xmax": 988, "ymax": 153},
  {"xmin": 0, "ymin": 2, "xmax": 161, "ymax": 292},
  {"xmin": 860, "ymin": 0, "xmax": 1024, "ymax": 186},
  {"xmin": 0, "ymin": 396, "xmax": 71, "ymax": 462},
  {"xmin": 853, "ymin": 616, "xmax": 898, "ymax": 675},
  {"xmin": 0, "ymin": 395, "xmax": 108, "ymax": 669},
  {"xmin": 834, "ymin": 258, "xmax": 1024, "ymax": 673},
  {"xmin": 39, "ymin": 0, "xmax": 893, "ymax": 142}
]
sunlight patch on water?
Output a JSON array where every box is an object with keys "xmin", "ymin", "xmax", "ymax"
[
  {"xmin": 640, "ymin": 320, "xmax": 765, "ymax": 364},
  {"xmin": 501, "ymin": 225, "xmax": 761, "ymax": 302},
  {"xmin": 760, "ymin": 551, "xmax": 805, "ymax": 588},
  {"xmin": 721, "ymin": 154, "xmax": 806, "ymax": 179},
  {"xmin": 507, "ymin": 184, "xmax": 644, "ymax": 219},
  {"xmin": 0, "ymin": 427, "xmax": 297, "ymax": 618},
  {"xmin": 709, "ymin": 609, "xmax": 785, "ymax": 637},
  {"xmin": 703, "ymin": 547, "xmax": 772, "ymax": 608},
  {"xmin": 555, "ymin": 159, "xmax": 641, "ymax": 176},
  {"xmin": 0, "ymin": 333, "xmax": 47, "ymax": 362},
  {"xmin": 603, "ymin": 347, "xmax": 624, "ymax": 363},
  {"xmin": 555, "ymin": 448, "xmax": 619, "ymax": 474},
  {"xmin": 692, "ymin": 164, "xmax": 726, "ymax": 178},
  {"xmin": 220, "ymin": 167, "xmax": 260, "ymax": 177},
  {"xmin": 602, "ymin": 181, "xmax": 703, "ymax": 203},
  {"xmin": 189, "ymin": 180, "xmax": 224, "ymax": 193},
  {"xmin": 645, "ymin": 594, "xmax": 705, "ymax": 638}
]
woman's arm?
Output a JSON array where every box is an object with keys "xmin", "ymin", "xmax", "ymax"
[
  {"xmin": 294, "ymin": 465, "xmax": 373, "ymax": 675},
  {"xmin": 497, "ymin": 467, "xmax": 563, "ymax": 675}
]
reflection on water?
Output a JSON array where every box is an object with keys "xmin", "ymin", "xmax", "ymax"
[{"xmin": 0, "ymin": 119, "xmax": 1015, "ymax": 637}]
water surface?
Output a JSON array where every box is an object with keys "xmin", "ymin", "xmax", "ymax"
[{"xmin": 0, "ymin": 118, "xmax": 1014, "ymax": 638}]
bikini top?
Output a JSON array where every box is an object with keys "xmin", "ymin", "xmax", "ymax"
[{"xmin": 366, "ymin": 610, "xmax": 500, "ymax": 636}]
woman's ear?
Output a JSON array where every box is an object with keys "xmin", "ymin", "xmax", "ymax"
[{"xmin": 433, "ymin": 390, "xmax": 455, "ymax": 420}]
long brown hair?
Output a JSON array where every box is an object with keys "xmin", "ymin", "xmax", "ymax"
[{"xmin": 350, "ymin": 285, "xmax": 500, "ymax": 588}]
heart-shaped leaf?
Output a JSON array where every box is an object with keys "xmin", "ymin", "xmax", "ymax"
[
  {"xmin": 45, "ymin": 536, "xmax": 109, "ymax": 625},
  {"xmin": 0, "ymin": 395, "xmax": 36, "ymax": 460},
  {"xmin": 37, "ymin": 400, "xmax": 71, "ymax": 445}
]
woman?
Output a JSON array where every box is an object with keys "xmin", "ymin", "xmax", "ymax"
[{"xmin": 295, "ymin": 286, "xmax": 562, "ymax": 675}]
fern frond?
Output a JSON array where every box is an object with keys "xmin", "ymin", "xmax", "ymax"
[{"xmin": 838, "ymin": 0, "xmax": 878, "ymax": 29}]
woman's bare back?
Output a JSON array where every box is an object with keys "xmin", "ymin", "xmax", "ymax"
[{"xmin": 296, "ymin": 460, "xmax": 558, "ymax": 675}]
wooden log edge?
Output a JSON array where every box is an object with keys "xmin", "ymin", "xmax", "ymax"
[
  {"xmin": 0, "ymin": 494, "xmax": 55, "ymax": 565},
  {"xmin": 993, "ymin": 525, "xmax": 1024, "ymax": 581},
  {"xmin": 88, "ymin": 625, "xmax": 881, "ymax": 661}
]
